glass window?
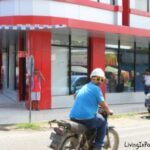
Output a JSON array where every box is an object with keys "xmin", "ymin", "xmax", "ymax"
[
  {"xmin": 135, "ymin": 42, "xmax": 149, "ymax": 91},
  {"xmin": 51, "ymin": 46, "xmax": 69, "ymax": 95},
  {"xmin": 120, "ymin": 42, "xmax": 134, "ymax": 92},
  {"xmin": 52, "ymin": 33, "xmax": 69, "ymax": 45},
  {"xmin": 51, "ymin": 31, "xmax": 88, "ymax": 96},
  {"xmin": 105, "ymin": 33, "xmax": 118, "ymax": 93},
  {"xmin": 105, "ymin": 49, "xmax": 118, "ymax": 93},
  {"xmin": 71, "ymin": 48, "xmax": 88, "ymax": 94},
  {"xmin": 90, "ymin": 0, "xmax": 99, "ymax": 2},
  {"xmin": 106, "ymin": 38, "xmax": 135, "ymax": 93},
  {"xmin": 131, "ymin": 0, "xmax": 148, "ymax": 12},
  {"xmin": 115, "ymin": 0, "xmax": 122, "ymax": 6},
  {"xmin": 90, "ymin": 0, "xmax": 116, "ymax": 4},
  {"xmin": 100, "ymin": 0, "xmax": 112, "ymax": 4},
  {"xmin": 71, "ymin": 30, "xmax": 88, "ymax": 47}
]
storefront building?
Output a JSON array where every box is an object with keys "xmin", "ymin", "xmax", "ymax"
[{"xmin": 0, "ymin": 0, "xmax": 150, "ymax": 109}]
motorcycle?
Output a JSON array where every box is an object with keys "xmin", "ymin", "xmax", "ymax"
[
  {"xmin": 49, "ymin": 108, "xmax": 119, "ymax": 150},
  {"xmin": 145, "ymin": 93, "xmax": 150, "ymax": 114}
]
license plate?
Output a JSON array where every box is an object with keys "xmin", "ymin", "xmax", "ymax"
[
  {"xmin": 50, "ymin": 132, "xmax": 57, "ymax": 140},
  {"xmin": 50, "ymin": 132, "xmax": 62, "ymax": 142}
]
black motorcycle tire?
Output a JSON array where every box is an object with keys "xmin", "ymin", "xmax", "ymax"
[
  {"xmin": 60, "ymin": 135, "xmax": 79, "ymax": 150},
  {"xmin": 103, "ymin": 128, "xmax": 119, "ymax": 150}
]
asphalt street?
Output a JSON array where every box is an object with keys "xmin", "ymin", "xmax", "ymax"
[{"xmin": 0, "ymin": 113, "xmax": 150, "ymax": 150}]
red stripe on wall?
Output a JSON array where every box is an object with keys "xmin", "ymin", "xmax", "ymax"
[{"xmin": 0, "ymin": 16, "xmax": 150, "ymax": 38}]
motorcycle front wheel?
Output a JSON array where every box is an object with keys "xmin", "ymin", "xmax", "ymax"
[
  {"xmin": 148, "ymin": 107, "xmax": 150, "ymax": 114},
  {"xmin": 103, "ymin": 128, "xmax": 119, "ymax": 150},
  {"xmin": 60, "ymin": 136, "xmax": 79, "ymax": 150}
]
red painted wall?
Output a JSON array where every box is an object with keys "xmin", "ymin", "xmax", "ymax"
[
  {"xmin": 18, "ymin": 32, "xmax": 26, "ymax": 101},
  {"xmin": 0, "ymin": 52, "xmax": 2, "ymax": 90},
  {"xmin": 89, "ymin": 37, "xmax": 106, "ymax": 97},
  {"xmin": 26, "ymin": 31, "xmax": 51, "ymax": 109}
]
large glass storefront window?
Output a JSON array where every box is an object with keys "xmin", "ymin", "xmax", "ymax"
[
  {"xmin": 71, "ymin": 48, "xmax": 88, "ymax": 94},
  {"xmin": 106, "ymin": 38, "xmax": 149, "ymax": 93},
  {"xmin": 135, "ymin": 43, "xmax": 149, "ymax": 91},
  {"xmin": 105, "ymin": 49, "xmax": 118, "ymax": 92},
  {"xmin": 52, "ymin": 31, "xmax": 88, "ymax": 96},
  {"xmin": 51, "ymin": 46, "xmax": 69, "ymax": 96},
  {"xmin": 120, "ymin": 42, "xmax": 134, "ymax": 92},
  {"xmin": 71, "ymin": 31, "xmax": 88, "ymax": 94}
]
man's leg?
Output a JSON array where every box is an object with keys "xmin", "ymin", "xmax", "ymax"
[
  {"xmin": 82, "ymin": 114, "xmax": 107, "ymax": 148},
  {"xmin": 93, "ymin": 114, "xmax": 107, "ymax": 148}
]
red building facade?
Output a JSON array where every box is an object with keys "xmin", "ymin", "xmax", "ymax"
[{"xmin": 0, "ymin": 0, "xmax": 150, "ymax": 109}]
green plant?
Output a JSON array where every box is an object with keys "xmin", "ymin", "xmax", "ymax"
[{"xmin": 17, "ymin": 123, "xmax": 41, "ymax": 130}]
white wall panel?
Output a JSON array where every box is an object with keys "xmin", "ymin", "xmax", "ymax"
[
  {"xmin": 0, "ymin": 0, "xmax": 115, "ymax": 25},
  {"xmin": 32, "ymin": 0, "xmax": 50, "ymax": 16},
  {"xmin": 114, "ymin": 12, "xmax": 122, "ymax": 25},
  {"xmin": 130, "ymin": 14, "xmax": 150, "ymax": 30},
  {"xmin": 79, "ymin": 6, "xmax": 114, "ymax": 24},
  {"xmin": 0, "ymin": 1, "xmax": 16, "ymax": 16},
  {"xmin": 18, "ymin": 0, "xmax": 33, "ymax": 15},
  {"xmin": 50, "ymin": 1, "xmax": 80, "ymax": 19}
]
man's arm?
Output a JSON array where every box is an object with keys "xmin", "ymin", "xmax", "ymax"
[{"xmin": 99, "ymin": 101, "xmax": 113, "ymax": 115}]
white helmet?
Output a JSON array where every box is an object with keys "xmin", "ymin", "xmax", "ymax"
[{"xmin": 90, "ymin": 68, "xmax": 105, "ymax": 78}]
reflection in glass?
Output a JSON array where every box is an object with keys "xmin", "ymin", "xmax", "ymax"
[
  {"xmin": 71, "ymin": 48, "xmax": 88, "ymax": 94},
  {"xmin": 120, "ymin": 44, "xmax": 134, "ymax": 92},
  {"xmin": 52, "ymin": 33, "xmax": 69, "ymax": 45},
  {"xmin": 71, "ymin": 31, "xmax": 88, "ymax": 47},
  {"xmin": 135, "ymin": 44, "xmax": 148, "ymax": 91},
  {"xmin": 106, "ymin": 42, "xmax": 135, "ymax": 93},
  {"xmin": 52, "ymin": 46, "xmax": 69, "ymax": 95},
  {"xmin": 105, "ymin": 50, "xmax": 118, "ymax": 92}
]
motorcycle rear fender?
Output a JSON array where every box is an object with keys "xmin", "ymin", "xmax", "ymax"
[{"xmin": 108, "ymin": 126, "xmax": 115, "ymax": 129}]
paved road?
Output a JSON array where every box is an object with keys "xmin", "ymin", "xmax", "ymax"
[
  {"xmin": 116, "ymin": 114, "xmax": 150, "ymax": 150},
  {"xmin": 0, "ymin": 113, "xmax": 150, "ymax": 150}
]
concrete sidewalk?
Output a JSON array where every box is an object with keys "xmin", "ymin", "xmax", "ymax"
[
  {"xmin": 0, "ymin": 93, "xmax": 70, "ymax": 125},
  {"xmin": 0, "ymin": 93, "xmax": 147, "ymax": 125}
]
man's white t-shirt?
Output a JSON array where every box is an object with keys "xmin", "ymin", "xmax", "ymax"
[{"xmin": 144, "ymin": 75, "xmax": 150, "ymax": 86}]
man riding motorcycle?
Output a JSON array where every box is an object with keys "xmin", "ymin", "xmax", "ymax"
[{"xmin": 69, "ymin": 68, "xmax": 113, "ymax": 150}]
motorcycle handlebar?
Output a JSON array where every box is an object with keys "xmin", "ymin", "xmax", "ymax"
[{"xmin": 98, "ymin": 107, "xmax": 113, "ymax": 118}]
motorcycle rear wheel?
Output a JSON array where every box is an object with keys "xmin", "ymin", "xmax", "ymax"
[
  {"xmin": 103, "ymin": 128, "xmax": 119, "ymax": 150},
  {"xmin": 60, "ymin": 136, "xmax": 79, "ymax": 150}
]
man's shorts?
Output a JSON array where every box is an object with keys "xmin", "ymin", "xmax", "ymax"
[{"xmin": 31, "ymin": 92, "xmax": 41, "ymax": 101}]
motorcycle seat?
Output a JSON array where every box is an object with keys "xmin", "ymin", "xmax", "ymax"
[{"xmin": 65, "ymin": 120, "xmax": 88, "ymax": 134}]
